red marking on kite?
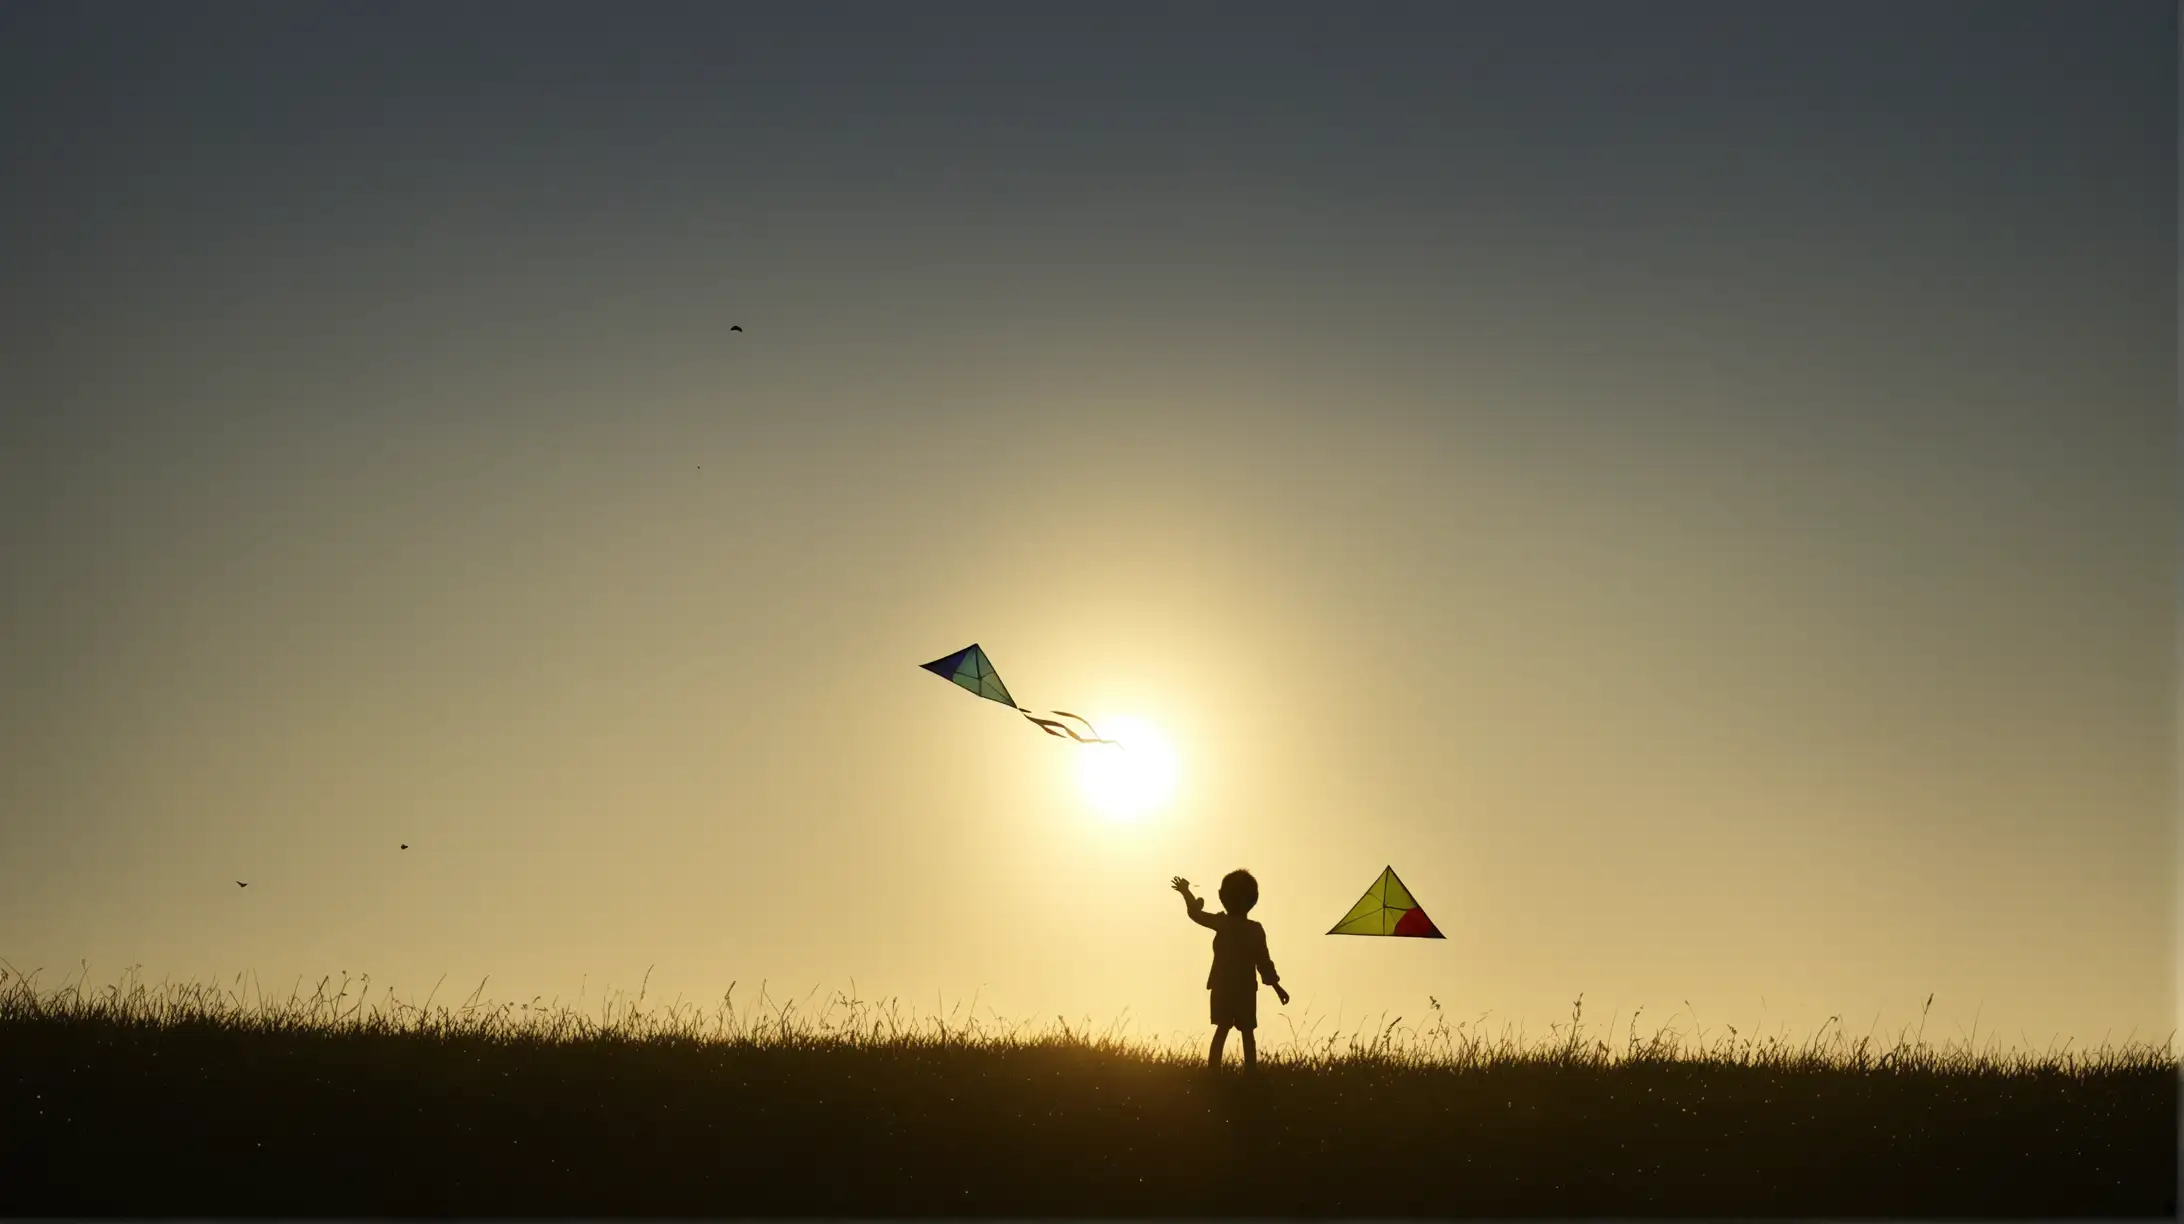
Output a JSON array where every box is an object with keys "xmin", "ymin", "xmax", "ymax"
[{"xmin": 1392, "ymin": 905, "xmax": 1442, "ymax": 938}]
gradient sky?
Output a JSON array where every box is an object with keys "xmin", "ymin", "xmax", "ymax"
[{"xmin": 3, "ymin": 1, "xmax": 2174, "ymax": 1051}]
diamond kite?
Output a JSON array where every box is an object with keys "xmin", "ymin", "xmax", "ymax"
[
  {"xmin": 920, "ymin": 643, "xmax": 1115, "ymax": 744},
  {"xmin": 1328, "ymin": 865, "xmax": 1444, "ymax": 938}
]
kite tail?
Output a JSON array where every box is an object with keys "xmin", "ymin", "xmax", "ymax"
[
  {"xmin": 1020, "ymin": 710, "xmax": 1071, "ymax": 738},
  {"xmin": 1019, "ymin": 708, "xmax": 1119, "ymax": 746},
  {"xmin": 1046, "ymin": 710, "xmax": 1114, "ymax": 743}
]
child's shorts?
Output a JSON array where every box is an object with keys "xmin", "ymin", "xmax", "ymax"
[{"xmin": 1209, "ymin": 984, "xmax": 1257, "ymax": 1030}]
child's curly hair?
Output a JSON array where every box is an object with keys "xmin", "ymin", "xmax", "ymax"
[{"xmin": 1218, "ymin": 869, "xmax": 1259, "ymax": 915}]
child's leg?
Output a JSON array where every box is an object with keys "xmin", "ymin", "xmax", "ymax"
[
  {"xmin": 1209, "ymin": 1024, "xmax": 1230, "ymax": 1067},
  {"xmin": 1241, "ymin": 1028, "xmax": 1257, "ymax": 1069}
]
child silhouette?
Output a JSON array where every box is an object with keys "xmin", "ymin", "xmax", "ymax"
[{"xmin": 1172, "ymin": 871, "xmax": 1288, "ymax": 1070}]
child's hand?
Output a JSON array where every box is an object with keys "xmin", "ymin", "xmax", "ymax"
[
  {"xmin": 1170, "ymin": 877, "xmax": 1191, "ymax": 895},
  {"xmin": 1275, "ymin": 985, "xmax": 1291, "ymax": 1006}
]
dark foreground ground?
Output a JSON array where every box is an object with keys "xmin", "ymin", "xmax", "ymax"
[{"xmin": 2, "ymin": 1016, "xmax": 2174, "ymax": 1217}]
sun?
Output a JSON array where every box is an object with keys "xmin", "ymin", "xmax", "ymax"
[{"xmin": 1077, "ymin": 715, "xmax": 1179, "ymax": 820}]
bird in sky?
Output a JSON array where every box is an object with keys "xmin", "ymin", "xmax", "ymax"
[
  {"xmin": 400, "ymin": 844, "xmax": 408, "ymax": 850},
  {"xmin": 730, "ymin": 325, "xmax": 743, "ymax": 332},
  {"xmin": 236, "ymin": 881, "xmax": 248, "ymax": 888}
]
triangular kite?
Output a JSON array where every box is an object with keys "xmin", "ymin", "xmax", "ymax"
[
  {"xmin": 1328, "ymin": 865, "xmax": 1444, "ymax": 938},
  {"xmin": 918, "ymin": 643, "xmax": 1115, "ymax": 744},
  {"xmin": 921, "ymin": 643, "xmax": 1017, "ymax": 708}
]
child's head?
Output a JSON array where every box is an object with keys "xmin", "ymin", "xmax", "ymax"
[{"xmin": 1218, "ymin": 869, "xmax": 1259, "ymax": 915}]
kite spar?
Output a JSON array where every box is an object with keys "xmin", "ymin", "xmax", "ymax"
[{"xmin": 920, "ymin": 643, "xmax": 1118, "ymax": 745}]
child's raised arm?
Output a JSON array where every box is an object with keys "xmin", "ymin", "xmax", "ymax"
[{"xmin": 1171, "ymin": 877, "xmax": 1219, "ymax": 928}]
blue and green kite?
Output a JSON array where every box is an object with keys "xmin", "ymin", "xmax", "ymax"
[{"xmin": 920, "ymin": 643, "xmax": 1115, "ymax": 745}]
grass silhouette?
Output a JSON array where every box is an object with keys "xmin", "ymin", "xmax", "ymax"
[{"xmin": 2, "ymin": 963, "xmax": 2174, "ymax": 1216}]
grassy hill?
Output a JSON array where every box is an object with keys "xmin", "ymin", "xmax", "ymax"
[{"xmin": 2, "ymin": 967, "xmax": 2173, "ymax": 1216}]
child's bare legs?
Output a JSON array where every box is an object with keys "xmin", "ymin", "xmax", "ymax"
[{"xmin": 1209, "ymin": 1025, "xmax": 1259, "ymax": 1070}]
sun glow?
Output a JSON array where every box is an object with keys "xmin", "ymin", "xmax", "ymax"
[{"xmin": 1077, "ymin": 716, "xmax": 1179, "ymax": 820}]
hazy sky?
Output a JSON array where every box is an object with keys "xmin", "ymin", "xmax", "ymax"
[{"xmin": 3, "ymin": 2, "xmax": 2174, "ymax": 1051}]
